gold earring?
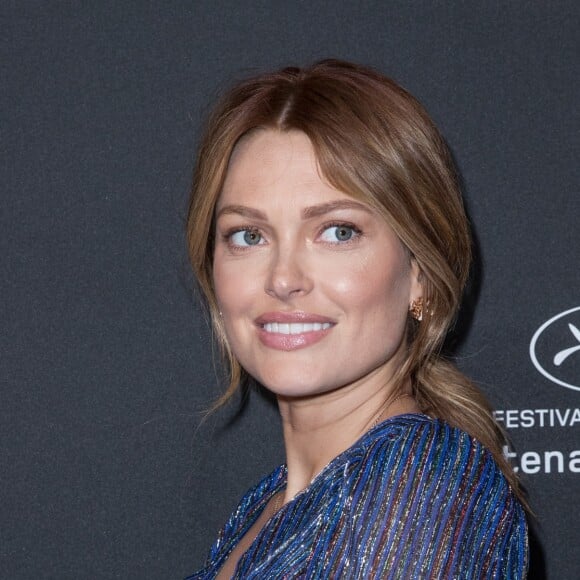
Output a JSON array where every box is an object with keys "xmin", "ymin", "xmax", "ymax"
[{"xmin": 410, "ymin": 298, "xmax": 424, "ymax": 321}]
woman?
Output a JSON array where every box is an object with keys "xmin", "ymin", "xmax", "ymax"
[{"xmin": 186, "ymin": 60, "xmax": 528, "ymax": 579}]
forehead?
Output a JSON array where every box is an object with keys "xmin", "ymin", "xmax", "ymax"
[
  {"xmin": 228, "ymin": 128, "xmax": 316, "ymax": 172},
  {"xmin": 218, "ymin": 129, "xmax": 349, "ymax": 209}
]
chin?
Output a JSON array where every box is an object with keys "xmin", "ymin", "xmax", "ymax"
[{"xmin": 258, "ymin": 375, "xmax": 341, "ymax": 401}]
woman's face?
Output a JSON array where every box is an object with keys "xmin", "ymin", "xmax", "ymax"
[{"xmin": 213, "ymin": 130, "xmax": 421, "ymax": 399}]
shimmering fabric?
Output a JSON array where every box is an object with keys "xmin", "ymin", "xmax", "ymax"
[{"xmin": 188, "ymin": 414, "xmax": 528, "ymax": 579}]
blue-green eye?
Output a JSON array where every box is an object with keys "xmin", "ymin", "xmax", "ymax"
[
  {"xmin": 319, "ymin": 224, "xmax": 359, "ymax": 243},
  {"xmin": 230, "ymin": 229, "xmax": 263, "ymax": 246}
]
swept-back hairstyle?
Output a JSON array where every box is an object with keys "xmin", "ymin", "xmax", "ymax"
[{"xmin": 187, "ymin": 59, "xmax": 522, "ymax": 498}]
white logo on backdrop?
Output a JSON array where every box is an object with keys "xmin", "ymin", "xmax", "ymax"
[{"xmin": 530, "ymin": 306, "xmax": 580, "ymax": 392}]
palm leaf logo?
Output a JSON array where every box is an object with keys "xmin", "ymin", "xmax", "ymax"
[{"xmin": 553, "ymin": 323, "xmax": 580, "ymax": 366}]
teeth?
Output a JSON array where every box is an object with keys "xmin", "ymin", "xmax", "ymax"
[{"xmin": 263, "ymin": 322, "xmax": 331, "ymax": 334}]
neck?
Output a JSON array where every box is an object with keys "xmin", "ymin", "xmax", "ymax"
[{"xmin": 277, "ymin": 371, "xmax": 419, "ymax": 502}]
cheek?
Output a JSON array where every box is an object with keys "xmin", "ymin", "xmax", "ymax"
[
  {"xmin": 328, "ymin": 248, "xmax": 410, "ymax": 296},
  {"xmin": 213, "ymin": 258, "xmax": 262, "ymax": 322},
  {"xmin": 325, "ymin": 254, "xmax": 411, "ymax": 327}
]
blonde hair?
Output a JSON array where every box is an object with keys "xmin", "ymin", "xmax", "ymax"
[{"xmin": 187, "ymin": 59, "xmax": 524, "ymax": 500}]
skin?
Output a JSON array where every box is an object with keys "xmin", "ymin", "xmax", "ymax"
[{"xmin": 213, "ymin": 129, "xmax": 422, "ymax": 504}]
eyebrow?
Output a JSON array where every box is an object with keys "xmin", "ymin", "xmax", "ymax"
[
  {"xmin": 216, "ymin": 199, "xmax": 372, "ymax": 221},
  {"xmin": 216, "ymin": 204, "xmax": 267, "ymax": 220},
  {"xmin": 301, "ymin": 199, "xmax": 372, "ymax": 219}
]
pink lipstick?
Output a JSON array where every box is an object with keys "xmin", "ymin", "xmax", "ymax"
[{"xmin": 255, "ymin": 312, "xmax": 335, "ymax": 351}]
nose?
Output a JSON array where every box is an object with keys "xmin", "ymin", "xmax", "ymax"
[{"xmin": 265, "ymin": 245, "xmax": 313, "ymax": 300}]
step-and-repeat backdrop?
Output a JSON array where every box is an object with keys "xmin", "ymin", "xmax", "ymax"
[{"xmin": 3, "ymin": 3, "xmax": 577, "ymax": 578}]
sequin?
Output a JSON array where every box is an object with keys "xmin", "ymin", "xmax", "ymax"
[{"xmin": 187, "ymin": 414, "xmax": 528, "ymax": 579}]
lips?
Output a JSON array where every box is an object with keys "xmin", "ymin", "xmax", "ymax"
[{"xmin": 255, "ymin": 312, "xmax": 335, "ymax": 351}]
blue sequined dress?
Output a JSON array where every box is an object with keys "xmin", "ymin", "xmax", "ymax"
[{"xmin": 187, "ymin": 414, "xmax": 528, "ymax": 579}]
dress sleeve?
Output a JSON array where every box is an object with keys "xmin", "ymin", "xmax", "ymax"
[{"xmin": 345, "ymin": 420, "xmax": 528, "ymax": 579}]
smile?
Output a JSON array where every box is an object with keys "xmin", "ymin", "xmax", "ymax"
[
  {"xmin": 255, "ymin": 313, "xmax": 335, "ymax": 351},
  {"xmin": 262, "ymin": 322, "xmax": 332, "ymax": 334}
]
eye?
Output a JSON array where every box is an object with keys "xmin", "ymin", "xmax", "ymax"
[
  {"xmin": 319, "ymin": 224, "xmax": 360, "ymax": 243},
  {"xmin": 229, "ymin": 228, "xmax": 264, "ymax": 247}
]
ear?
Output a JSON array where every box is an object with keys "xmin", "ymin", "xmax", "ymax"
[{"xmin": 409, "ymin": 258, "xmax": 423, "ymax": 303}]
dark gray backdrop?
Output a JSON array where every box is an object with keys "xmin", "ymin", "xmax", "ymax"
[{"xmin": 2, "ymin": 2, "xmax": 578, "ymax": 578}]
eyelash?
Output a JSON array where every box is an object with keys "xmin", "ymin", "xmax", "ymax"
[
  {"xmin": 222, "ymin": 227, "xmax": 263, "ymax": 249},
  {"xmin": 221, "ymin": 221, "xmax": 363, "ymax": 250},
  {"xmin": 318, "ymin": 221, "xmax": 363, "ymax": 245}
]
